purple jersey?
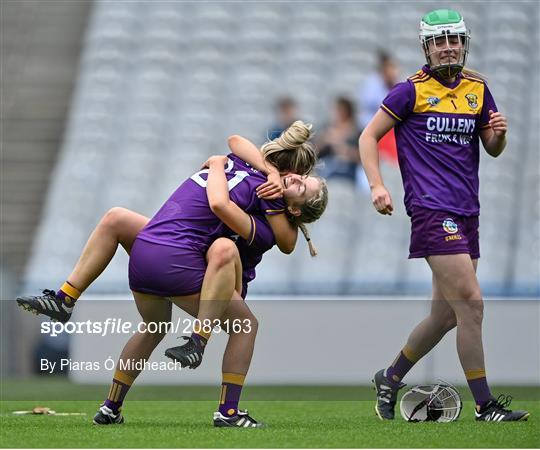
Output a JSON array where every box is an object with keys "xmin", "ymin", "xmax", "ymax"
[
  {"xmin": 137, "ymin": 154, "xmax": 286, "ymax": 253},
  {"xmin": 381, "ymin": 65, "xmax": 497, "ymax": 216},
  {"xmin": 234, "ymin": 214, "xmax": 276, "ymax": 286}
]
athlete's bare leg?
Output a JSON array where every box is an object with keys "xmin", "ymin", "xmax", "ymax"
[
  {"xmin": 403, "ymin": 260, "xmax": 481, "ymax": 361},
  {"xmin": 27, "ymin": 207, "xmax": 258, "ymax": 375},
  {"xmin": 196, "ymin": 238, "xmax": 242, "ymax": 326},
  {"xmin": 170, "ymin": 291, "xmax": 258, "ymax": 375},
  {"xmin": 375, "ymin": 255, "xmax": 484, "ymax": 420},
  {"xmin": 401, "ymin": 274, "xmax": 457, "ymax": 360},
  {"xmin": 67, "ymin": 207, "xmax": 149, "ymax": 292},
  {"xmin": 66, "ymin": 208, "xmax": 245, "ymax": 341},
  {"xmin": 220, "ymin": 293, "xmax": 258, "ymax": 375},
  {"xmin": 97, "ymin": 290, "xmax": 198, "ymax": 420},
  {"xmin": 116, "ymin": 292, "xmax": 175, "ymax": 380},
  {"xmin": 16, "ymin": 207, "xmax": 151, "ymax": 321},
  {"xmin": 427, "ymin": 254, "xmax": 484, "ymax": 372}
]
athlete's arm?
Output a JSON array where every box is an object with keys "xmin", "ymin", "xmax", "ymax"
[
  {"xmin": 359, "ymin": 109, "xmax": 397, "ymax": 215},
  {"xmin": 228, "ymin": 135, "xmax": 279, "ymax": 176},
  {"xmin": 480, "ymin": 110, "xmax": 507, "ymax": 158},
  {"xmin": 206, "ymin": 155, "xmax": 253, "ymax": 241},
  {"xmin": 266, "ymin": 214, "xmax": 298, "ymax": 254},
  {"xmin": 204, "ymin": 155, "xmax": 297, "ymax": 253}
]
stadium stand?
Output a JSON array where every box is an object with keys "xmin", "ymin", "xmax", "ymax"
[{"xmin": 22, "ymin": 1, "xmax": 539, "ymax": 296}]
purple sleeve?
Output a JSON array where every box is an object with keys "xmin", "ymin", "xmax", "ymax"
[
  {"xmin": 479, "ymin": 83, "xmax": 498, "ymax": 129},
  {"xmin": 259, "ymin": 197, "xmax": 286, "ymax": 215},
  {"xmin": 380, "ymin": 80, "xmax": 415, "ymax": 122},
  {"xmin": 247, "ymin": 215, "xmax": 275, "ymax": 250}
]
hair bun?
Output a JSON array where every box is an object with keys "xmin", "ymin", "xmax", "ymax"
[
  {"xmin": 277, "ymin": 120, "xmax": 313, "ymax": 150},
  {"xmin": 260, "ymin": 119, "xmax": 317, "ymax": 175}
]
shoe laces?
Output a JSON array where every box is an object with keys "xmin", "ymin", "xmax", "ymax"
[
  {"xmin": 493, "ymin": 394, "xmax": 513, "ymax": 412},
  {"xmin": 180, "ymin": 336, "xmax": 200, "ymax": 353},
  {"xmin": 40, "ymin": 289, "xmax": 57, "ymax": 299}
]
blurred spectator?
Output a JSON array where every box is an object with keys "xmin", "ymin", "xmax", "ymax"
[
  {"xmin": 358, "ymin": 49, "xmax": 400, "ymax": 129},
  {"xmin": 357, "ymin": 50, "xmax": 400, "ymax": 170},
  {"xmin": 315, "ymin": 97, "xmax": 362, "ymax": 186},
  {"xmin": 267, "ymin": 96, "xmax": 298, "ymax": 141}
]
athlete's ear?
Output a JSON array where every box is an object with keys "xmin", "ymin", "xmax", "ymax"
[{"xmin": 287, "ymin": 205, "xmax": 301, "ymax": 217}]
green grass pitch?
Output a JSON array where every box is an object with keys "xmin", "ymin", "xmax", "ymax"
[{"xmin": 1, "ymin": 380, "xmax": 538, "ymax": 448}]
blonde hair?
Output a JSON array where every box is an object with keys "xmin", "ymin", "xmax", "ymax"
[
  {"xmin": 261, "ymin": 120, "xmax": 317, "ymax": 175},
  {"xmin": 461, "ymin": 67, "xmax": 487, "ymax": 83},
  {"xmin": 289, "ymin": 177, "xmax": 329, "ymax": 257},
  {"xmin": 261, "ymin": 120, "xmax": 325, "ymax": 256}
]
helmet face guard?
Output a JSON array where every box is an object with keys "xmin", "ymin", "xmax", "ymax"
[
  {"xmin": 400, "ymin": 382, "xmax": 462, "ymax": 422},
  {"xmin": 420, "ymin": 9, "xmax": 470, "ymax": 79}
]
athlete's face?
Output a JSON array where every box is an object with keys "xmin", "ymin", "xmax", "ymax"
[
  {"xmin": 427, "ymin": 34, "xmax": 463, "ymax": 66},
  {"xmin": 281, "ymin": 174, "xmax": 320, "ymax": 209}
]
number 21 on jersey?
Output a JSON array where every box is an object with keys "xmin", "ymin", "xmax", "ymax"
[{"xmin": 190, "ymin": 157, "xmax": 249, "ymax": 191}]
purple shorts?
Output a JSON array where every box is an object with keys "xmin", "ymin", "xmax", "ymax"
[
  {"xmin": 409, "ymin": 207, "xmax": 480, "ymax": 259},
  {"xmin": 129, "ymin": 238, "xmax": 206, "ymax": 297}
]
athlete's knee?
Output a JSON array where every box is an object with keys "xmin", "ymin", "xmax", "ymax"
[
  {"xmin": 466, "ymin": 298, "xmax": 483, "ymax": 325},
  {"xmin": 226, "ymin": 309, "xmax": 258, "ymax": 336},
  {"xmin": 246, "ymin": 314, "xmax": 259, "ymax": 335},
  {"xmin": 455, "ymin": 298, "xmax": 484, "ymax": 326},
  {"xmin": 460, "ymin": 285, "xmax": 482, "ymax": 302},
  {"xmin": 207, "ymin": 238, "xmax": 239, "ymax": 268},
  {"xmin": 142, "ymin": 326, "xmax": 167, "ymax": 344},
  {"xmin": 433, "ymin": 311, "xmax": 457, "ymax": 332},
  {"xmin": 101, "ymin": 207, "xmax": 130, "ymax": 235}
]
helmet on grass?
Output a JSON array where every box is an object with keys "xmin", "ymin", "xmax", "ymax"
[{"xmin": 400, "ymin": 381, "xmax": 462, "ymax": 422}]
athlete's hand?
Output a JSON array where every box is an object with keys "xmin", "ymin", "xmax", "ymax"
[
  {"xmin": 371, "ymin": 184, "xmax": 394, "ymax": 215},
  {"xmin": 488, "ymin": 110, "xmax": 507, "ymax": 137},
  {"xmin": 202, "ymin": 155, "xmax": 228, "ymax": 169},
  {"xmin": 256, "ymin": 171, "xmax": 283, "ymax": 199}
]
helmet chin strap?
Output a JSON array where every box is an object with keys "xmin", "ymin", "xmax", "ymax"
[{"xmin": 431, "ymin": 64, "xmax": 462, "ymax": 79}]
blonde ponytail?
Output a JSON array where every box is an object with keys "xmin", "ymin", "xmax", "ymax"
[
  {"xmin": 299, "ymin": 223, "xmax": 317, "ymax": 257},
  {"xmin": 290, "ymin": 177, "xmax": 329, "ymax": 257}
]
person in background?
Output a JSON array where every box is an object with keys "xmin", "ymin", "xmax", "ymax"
[
  {"xmin": 268, "ymin": 96, "xmax": 299, "ymax": 140},
  {"xmin": 356, "ymin": 50, "xmax": 400, "ymax": 191},
  {"xmin": 358, "ymin": 50, "xmax": 400, "ymax": 130},
  {"xmin": 315, "ymin": 96, "xmax": 362, "ymax": 185}
]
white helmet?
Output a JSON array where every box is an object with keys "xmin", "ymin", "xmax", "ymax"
[
  {"xmin": 420, "ymin": 9, "xmax": 470, "ymax": 78},
  {"xmin": 400, "ymin": 382, "xmax": 462, "ymax": 422}
]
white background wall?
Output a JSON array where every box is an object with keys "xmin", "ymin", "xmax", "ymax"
[{"xmin": 67, "ymin": 296, "xmax": 539, "ymax": 385}]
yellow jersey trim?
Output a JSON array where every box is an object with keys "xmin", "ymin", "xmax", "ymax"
[
  {"xmin": 381, "ymin": 104, "xmax": 402, "ymax": 121},
  {"xmin": 408, "ymin": 69, "xmax": 426, "ymax": 80},
  {"xmin": 412, "ymin": 76, "xmax": 485, "ymax": 115},
  {"xmin": 248, "ymin": 215, "xmax": 256, "ymax": 246}
]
